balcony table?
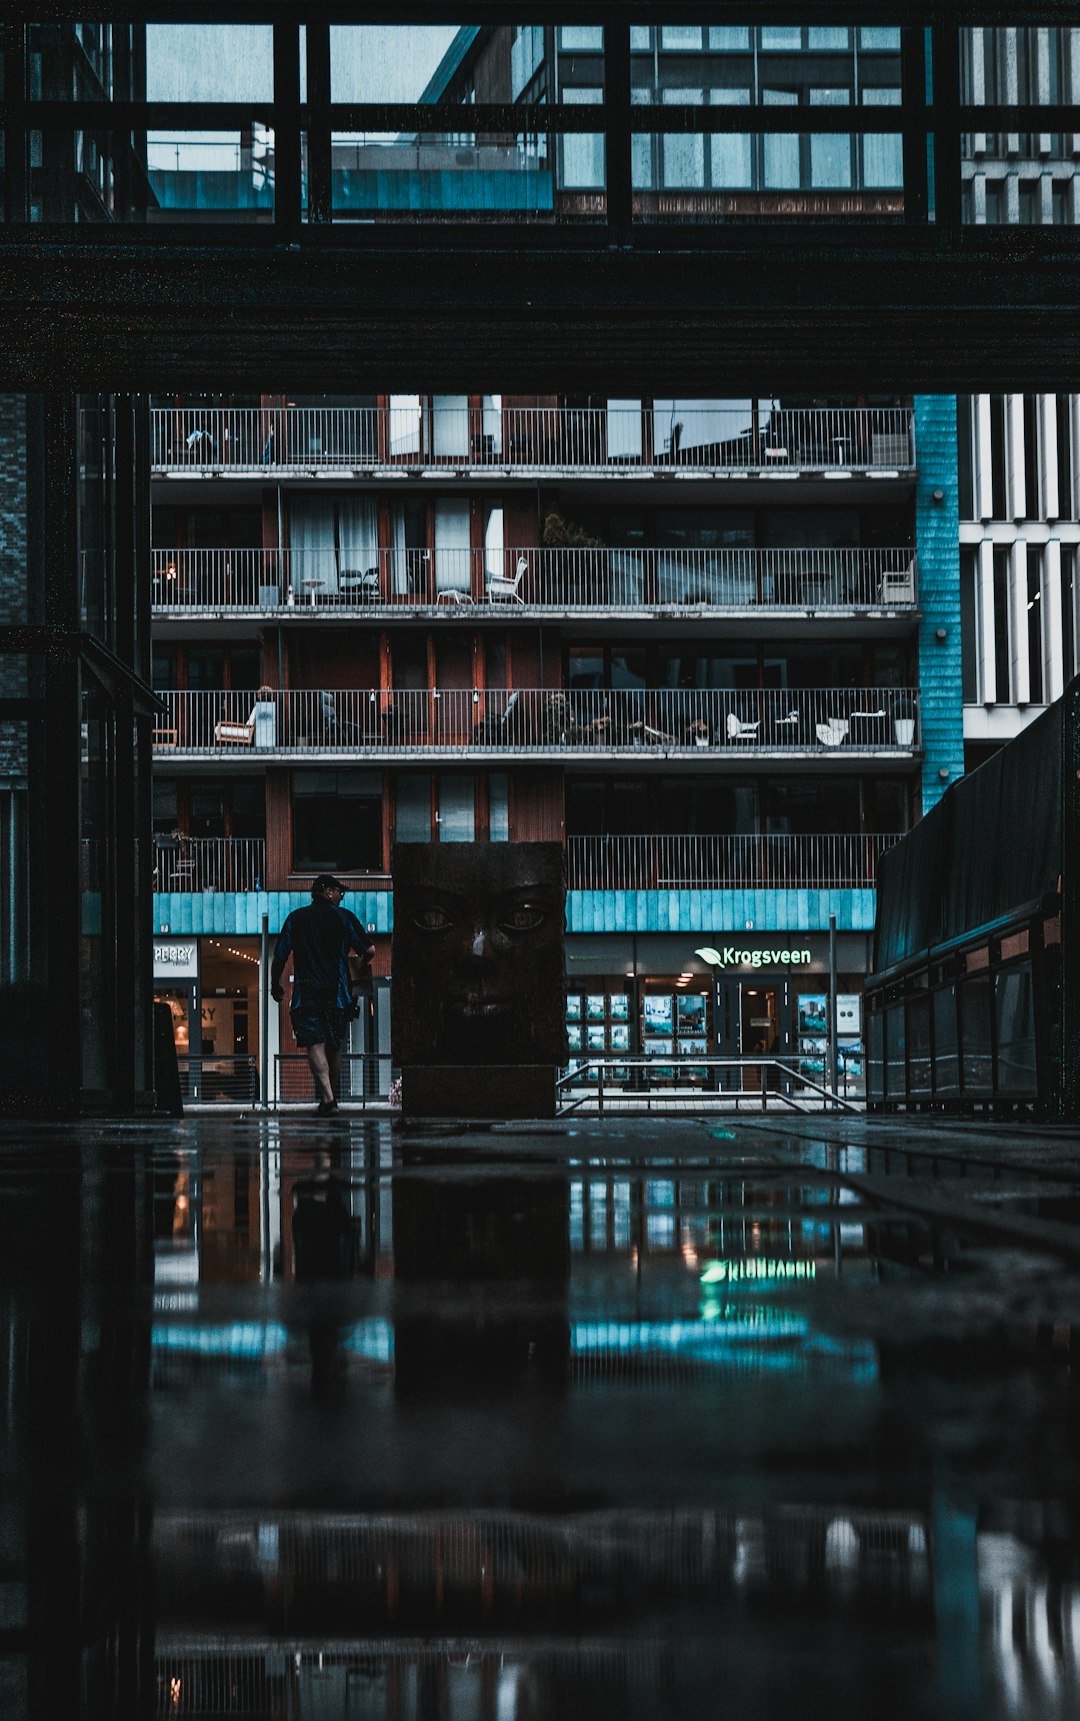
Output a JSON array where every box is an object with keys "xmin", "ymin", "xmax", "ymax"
[{"xmin": 300, "ymin": 578, "xmax": 326, "ymax": 607}]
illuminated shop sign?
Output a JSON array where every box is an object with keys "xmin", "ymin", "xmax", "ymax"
[
  {"xmin": 701, "ymin": 1259, "xmax": 817, "ymax": 1284},
  {"xmin": 153, "ymin": 939, "xmax": 198, "ymax": 979},
  {"xmin": 696, "ymin": 945, "xmax": 812, "ymax": 970}
]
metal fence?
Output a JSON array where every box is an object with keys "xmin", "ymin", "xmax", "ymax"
[
  {"xmin": 177, "ymin": 1054, "xmax": 259, "ymax": 1105},
  {"xmin": 274, "ymin": 1052, "xmax": 393, "ymax": 1106},
  {"xmin": 150, "ymin": 404, "xmax": 915, "ymax": 474},
  {"xmin": 153, "ymin": 686, "xmax": 921, "ymax": 757},
  {"xmin": 558, "ymin": 1057, "xmax": 858, "ymax": 1114},
  {"xmin": 566, "ymin": 832, "xmax": 900, "ymax": 892},
  {"xmin": 154, "ymin": 836, "xmax": 265, "ymax": 893},
  {"xmin": 150, "ymin": 544, "xmax": 918, "ymax": 614}
]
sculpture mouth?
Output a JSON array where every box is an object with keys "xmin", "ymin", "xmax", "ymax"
[{"xmin": 450, "ymin": 992, "xmax": 510, "ymax": 1018}]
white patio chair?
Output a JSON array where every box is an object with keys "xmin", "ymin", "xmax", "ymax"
[
  {"xmin": 815, "ymin": 718, "xmax": 849, "ymax": 747},
  {"xmin": 486, "ymin": 555, "xmax": 527, "ymax": 604},
  {"xmin": 726, "ymin": 712, "xmax": 760, "ymax": 743}
]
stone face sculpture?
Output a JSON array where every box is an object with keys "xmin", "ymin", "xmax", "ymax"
[{"xmin": 391, "ymin": 841, "xmax": 567, "ymax": 1116}]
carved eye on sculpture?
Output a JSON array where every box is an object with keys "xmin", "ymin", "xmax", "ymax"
[
  {"xmin": 498, "ymin": 899, "xmax": 545, "ymax": 934},
  {"xmin": 410, "ymin": 902, "xmax": 455, "ymax": 932}
]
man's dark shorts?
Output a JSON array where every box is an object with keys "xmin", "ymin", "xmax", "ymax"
[{"xmin": 291, "ymin": 1006, "xmax": 348, "ymax": 1050}]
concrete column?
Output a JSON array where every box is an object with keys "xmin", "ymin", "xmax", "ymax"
[
  {"xmin": 1045, "ymin": 538, "xmax": 1065, "ymax": 701},
  {"xmin": 978, "ymin": 538, "xmax": 997, "ymax": 703},
  {"xmin": 1039, "ymin": 393, "xmax": 1058, "ymax": 519},
  {"xmin": 1005, "ymin": 393, "xmax": 1026, "ymax": 521},
  {"xmin": 1010, "ymin": 539, "xmax": 1029, "ymax": 706},
  {"xmin": 974, "ymin": 395, "xmax": 994, "ymax": 520}
]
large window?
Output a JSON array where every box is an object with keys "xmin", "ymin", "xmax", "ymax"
[{"xmin": 292, "ymin": 770, "xmax": 383, "ymax": 872}]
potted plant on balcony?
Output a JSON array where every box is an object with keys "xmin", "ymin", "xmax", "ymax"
[
  {"xmin": 891, "ymin": 693, "xmax": 916, "ymax": 747},
  {"xmin": 687, "ymin": 718, "xmax": 710, "ymax": 748},
  {"xmin": 253, "ymin": 685, "xmax": 277, "ymax": 749}
]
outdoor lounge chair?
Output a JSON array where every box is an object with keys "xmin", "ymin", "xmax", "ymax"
[
  {"xmin": 815, "ymin": 718, "xmax": 849, "ymax": 747},
  {"xmin": 726, "ymin": 712, "xmax": 760, "ymax": 743},
  {"xmin": 486, "ymin": 556, "xmax": 528, "ymax": 604}
]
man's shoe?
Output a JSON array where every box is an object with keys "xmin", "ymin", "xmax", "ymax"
[{"xmin": 316, "ymin": 1099, "xmax": 339, "ymax": 1117}]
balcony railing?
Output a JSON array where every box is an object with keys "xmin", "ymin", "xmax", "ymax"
[
  {"xmin": 567, "ymin": 833, "xmax": 901, "ymax": 892},
  {"xmin": 150, "ymin": 405, "xmax": 915, "ymax": 476},
  {"xmin": 151, "ymin": 546, "xmax": 919, "ymax": 614},
  {"xmin": 152, "ymin": 687, "xmax": 920, "ymax": 757},
  {"xmin": 153, "ymin": 836, "xmax": 266, "ymax": 893}
]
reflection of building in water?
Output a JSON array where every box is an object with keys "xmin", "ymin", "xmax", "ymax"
[{"xmin": 393, "ymin": 1153, "xmax": 570, "ymax": 1389}]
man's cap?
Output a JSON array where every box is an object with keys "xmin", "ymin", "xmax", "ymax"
[{"xmin": 311, "ymin": 873, "xmax": 346, "ymax": 895}]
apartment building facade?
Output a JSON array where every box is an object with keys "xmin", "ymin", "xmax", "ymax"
[
  {"xmin": 137, "ymin": 21, "xmax": 967, "ymax": 1102},
  {"xmin": 959, "ymin": 392, "xmax": 1080, "ymax": 772},
  {"xmin": 148, "ymin": 389, "xmax": 961, "ymax": 1101}
]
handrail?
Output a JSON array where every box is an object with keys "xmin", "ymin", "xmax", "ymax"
[
  {"xmin": 566, "ymin": 833, "xmax": 900, "ymax": 891},
  {"xmin": 153, "ymin": 835, "xmax": 265, "ymax": 893},
  {"xmin": 150, "ymin": 404, "xmax": 915, "ymax": 475},
  {"xmin": 152, "ymin": 685, "xmax": 921, "ymax": 757},
  {"xmin": 150, "ymin": 544, "xmax": 919, "ymax": 613},
  {"xmin": 556, "ymin": 1056, "xmax": 859, "ymax": 1115}
]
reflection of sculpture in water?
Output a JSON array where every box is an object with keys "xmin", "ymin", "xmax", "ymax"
[{"xmin": 392, "ymin": 843, "xmax": 567, "ymax": 1069}]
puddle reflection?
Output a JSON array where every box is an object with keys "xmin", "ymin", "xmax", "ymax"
[{"xmin": 2, "ymin": 1120, "xmax": 1080, "ymax": 1718}]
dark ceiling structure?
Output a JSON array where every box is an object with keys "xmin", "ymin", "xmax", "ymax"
[{"xmin": 2, "ymin": 4, "xmax": 1080, "ymax": 392}]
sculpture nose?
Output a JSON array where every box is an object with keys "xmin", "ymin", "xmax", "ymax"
[{"xmin": 470, "ymin": 928, "xmax": 489, "ymax": 959}]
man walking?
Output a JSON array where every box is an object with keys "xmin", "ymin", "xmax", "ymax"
[{"xmin": 271, "ymin": 875, "xmax": 376, "ymax": 1116}]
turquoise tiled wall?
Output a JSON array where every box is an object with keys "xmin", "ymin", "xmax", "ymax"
[
  {"xmin": 154, "ymin": 891, "xmax": 392, "ymax": 937},
  {"xmin": 567, "ymin": 889, "xmax": 876, "ymax": 934},
  {"xmin": 154, "ymin": 888, "xmax": 875, "ymax": 940},
  {"xmin": 914, "ymin": 394, "xmax": 965, "ymax": 813}
]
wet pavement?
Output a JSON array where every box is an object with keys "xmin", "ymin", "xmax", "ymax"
[{"xmin": 5, "ymin": 1111, "xmax": 1080, "ymax": 1719}]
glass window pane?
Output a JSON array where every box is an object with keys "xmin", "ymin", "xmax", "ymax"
[
  {"xmin": 710, "ymin": 90, "xmax": 752, "ymax": 189},
  {"xmin": 661, "ymin": 27, "xmax": 703, "ymax": 51},
  {"xmin": 761, "ymin": 28, "xmax": 803, "ymax": 51},
  {"xmin": 489, "ymin": 773, "xmax": 509, "ymax": 841},
  {"xmin": 330, "ymin": 26, "xmax": 465, "ymax": 102},
  {"xmin": 709, "ymin": 28, "xmax": 751, "ymax": 51},
  {"xmin": 560, "ymin": 27, "xmax": 603, "ymax": 51},
  {"xmin": 438, "ymin": 775, "xmax": 475, "ymax": 842},
  {"xmin": 808, "ymin": 29, "xmax": 850, "ymax": 50},
  {"xmin": 811, "ymin": 133, "xmax": 853, "ymax": 189},
  {"xmin": 395, "ymin": 775, "xmax": 431, "ymax": 842},
  {"xmin": 860, "ymin": 28, "xmax": 902, "ymax": 51},
  {"xmin": 146, "ymin": 25, "xmax": 274, "ymax": 101},
  {"xmin": 762, "ymin": 91, "xmax": 800, "ymax": 189}
]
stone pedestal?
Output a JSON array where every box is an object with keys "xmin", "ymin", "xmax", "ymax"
[{"xmin": 401, "ymin": 1065, "xmax": 556, "ymax": 1120}]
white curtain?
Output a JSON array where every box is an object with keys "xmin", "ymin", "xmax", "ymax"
[
  {"xmin": 432, "ymin": 395, "xmax": 470, "ymax": 459},
  {"xmin": 389, "ymin": 393, "xmax": 420, "ymax": 456},
  {"xmin": 484, "ymin": 505, "xmax": 504, "ymax": 581},
  {"xmin": 390, "ymin": 506, "xmax": 409, "ymax": 596},
  {"xmin": 288, "ymin": 497, "xmax": 336, "ymax": 596},
  {"xmin": 435, "ymin": 499, "xmax": 471, "ymax": 594},
  {"xmin": 607, "ymin": 399, "xmax": 642, "ymax": 459},
  {"xmin": 337, "ymin": 496, "xmax": 378, "ymax": 576},
  {"xmin": 481, "ymin": 394, "xmax": 502, "ymax": 455}
]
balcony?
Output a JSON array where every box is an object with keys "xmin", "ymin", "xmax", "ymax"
[
  {"xmin": 151, "ymin": 546, "xmax": 919, "ymax": 620},
  {"xmin": 153, "ymin": 836, "xmax": 265, "ymax": 893},
  {"xmin": 152, "ymin": 687, "xmax": 921, "ymax": 763},
  {"xmin": 566, "ymin": 833, "xmax": 900, "ymax": 892},
  {"xmin": 150, "ymin": 405, "xmax": 916, "ymax": 478}
]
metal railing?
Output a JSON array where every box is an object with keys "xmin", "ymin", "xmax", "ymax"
[
  {"xmin": 557, "ymin": 1056, "xmax": 858, "ymax": 1114},
  {"xmin": 567, "ymin": 833, "xmax": 900, "ymax": 892},
  {"xmin": 274, "ymin": 1052, "xmax": 393, "ymax": 1106},
  {"xmin": 153, "ymin": 836, "xmax": 265, "ymax": 893},
  {"xmin": 150, "ymin": 545, "xmax": 919, "ymax": 614},
  {"xmin": 177, "ymin": 1054, "xmax": 259, "ymax": 1105},
  {"xmin": 150, "ymin": 404, "xmax": 915, "ymax": 474},
  {"xmin": 152, "ymin": 686, "xmax": 921, "ymax": 757}
]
